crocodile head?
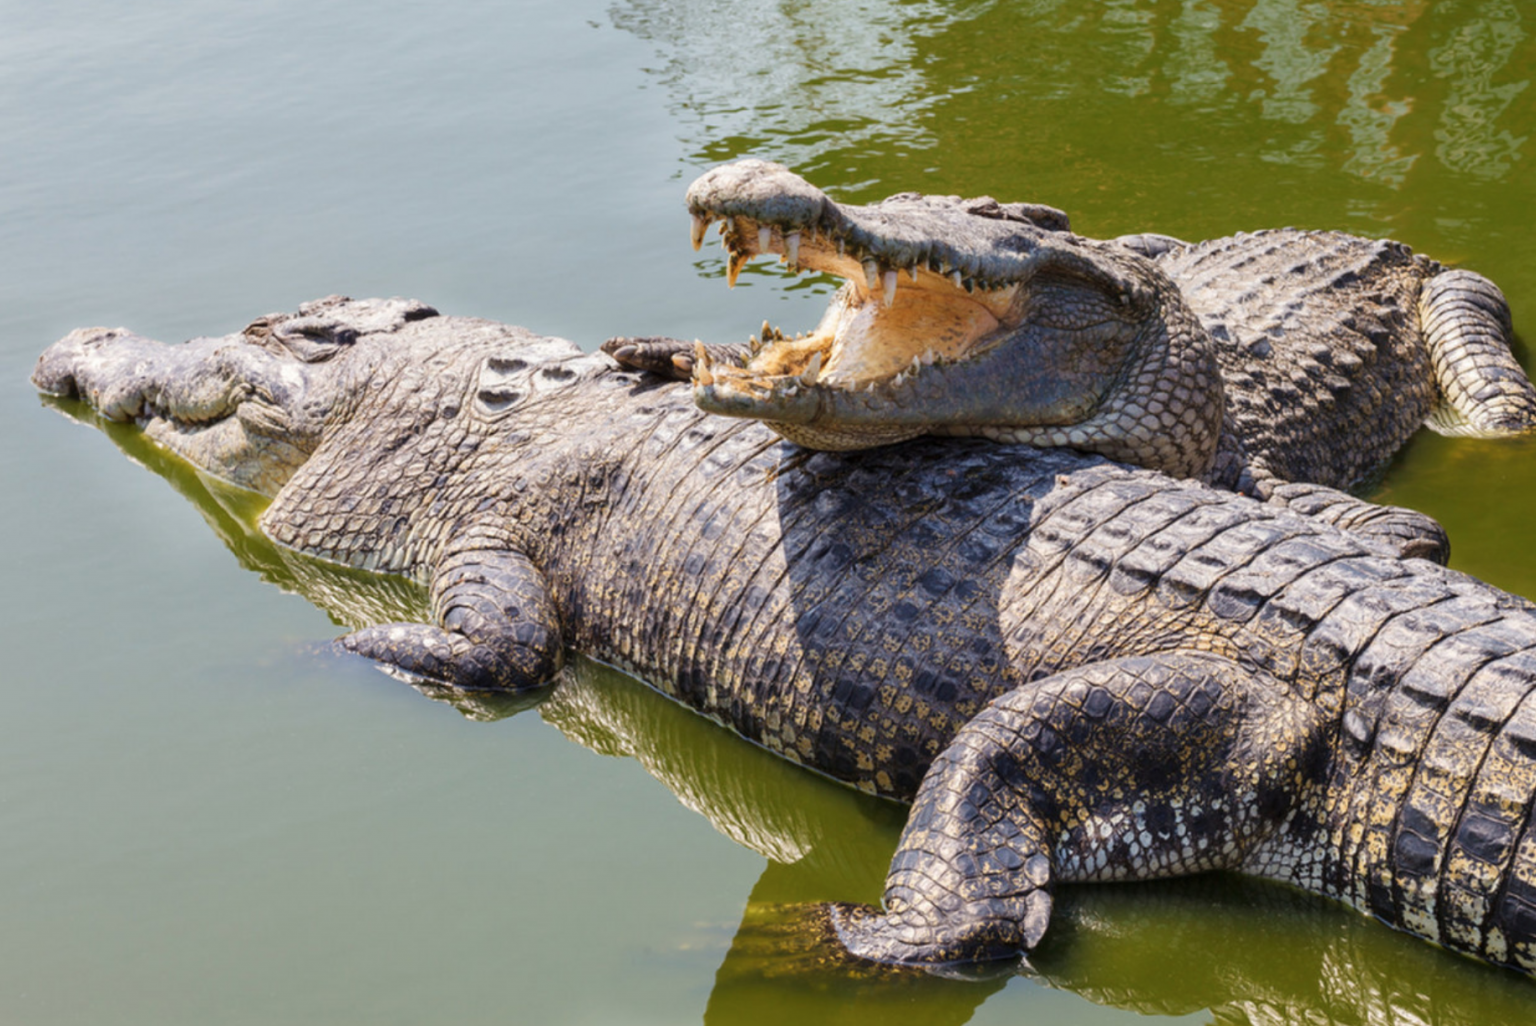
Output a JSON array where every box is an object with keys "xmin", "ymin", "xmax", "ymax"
[
  {"xmin": 685, "ymin": 160, "xmax": 1222, "ymax": 479},
  {"xmin": 32, "ymin": 295, "xmax": 594, "ymax": 575},
  {"xmin": 31, "ymin": 297, "xmax": 458, "ymax": 495}
]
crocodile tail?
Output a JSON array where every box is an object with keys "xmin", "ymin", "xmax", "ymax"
[{"xmin": 1420, "ymin": 269, "xmax": 1536, "ymax": 437}]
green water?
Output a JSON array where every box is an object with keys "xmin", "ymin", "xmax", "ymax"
[{"xmin": 4, "ymin": 1, "xmax": 1536, "ymax": 1022}]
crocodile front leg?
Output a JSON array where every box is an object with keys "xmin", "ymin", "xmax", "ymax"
[
  {"xmin": 828, "ymin": 651, "xmax": 1326, "ymax": 965},
  {"xmin": 340, "ymin": 544, "xmax": 562, "ymax": 690},
  {"xmin": 602, "ymin": 336, "xmax": 750, "ymax": 380}
]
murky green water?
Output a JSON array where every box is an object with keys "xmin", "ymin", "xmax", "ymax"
[{"xmin": 5, "ymin": 1, "xmax": 1536, "ymax": 1022}]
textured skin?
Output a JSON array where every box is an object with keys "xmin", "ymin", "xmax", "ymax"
[
  {"xmin": 1159, "ymin": 230, "xmax": 1536, "ymax": 494},
  {"xmin": 613, "ymin": 161, "xmax": 1536, "ymax": 503},
  {"xmin": 31, "ymin": 298, "xmax": 1536, "ymax": 973}
]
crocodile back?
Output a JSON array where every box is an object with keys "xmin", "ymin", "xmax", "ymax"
[
  {"xmin": 535, "ymin": 379, "xmax": 1536, "ymax": 967},
  {"xmin": 1159, "ymin": 229, "xmax": 1437, "ymax": 493}
]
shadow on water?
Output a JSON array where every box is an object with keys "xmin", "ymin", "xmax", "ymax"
[{"xmin": 39, "ymin": 391, "xmax": 1536, "ymax": 1024}]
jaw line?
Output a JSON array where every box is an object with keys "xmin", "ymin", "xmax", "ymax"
[{"xmin": 690, "ymin": 211, "xmax": 1019, "ymax": 415}]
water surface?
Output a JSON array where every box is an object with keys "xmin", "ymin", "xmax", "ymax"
[{"xmin": 4, "ymin": 1, "xmax": 1536, "ymax": 1023}]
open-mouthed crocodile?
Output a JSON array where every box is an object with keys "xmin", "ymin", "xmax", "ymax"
[
  {"xmin": 31, "ymin": 296, "xmax": 1536, "ymax": 974},
  {"xmin": 606, "ymin": 160, "xmax": 1536, "ymax": 512}
]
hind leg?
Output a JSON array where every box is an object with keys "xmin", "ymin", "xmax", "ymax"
[
  {"xmin": 827, "ymin": 652, "xmax": 1324, "ymax": 965},
  {"xmin": 1420, "ymin": 269, "xmax": 1536, "ymax": 437}
]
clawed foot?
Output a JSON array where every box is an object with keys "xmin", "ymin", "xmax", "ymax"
[
  {"xmin": 823, "ymin": 888, "xmax": 1051, "ymax": 968},
  {"xmin": 602, "ymin": 336, "xmax": 711, "ymax": 381}
]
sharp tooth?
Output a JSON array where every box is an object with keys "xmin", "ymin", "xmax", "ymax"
[
  {"xmin": 923, "ymin": 348, "xmax": 936, "ymax": 364},
  {"xmin": 837, "ymin": 238, "xmax": 846, "ymax": 258},
  {"xmin": 800, "ymin": 352, "xmax": 823, "ymax": 386},
  {"xmin": 883, "ymin": 269, "xmax": 898, "ymax": 308},
  {"xmin": 863, "ymin": 259, "xmax": 880, "ymax": 291},
  {"xmin": 785, "ymin": 232, "xmax": 800, "ymax": 267},
  {"xmin": 690, "ymin": 213, "xmax": 710, "ymax": 251},
  {"xmin": 761, "ymin": 320, "xmax": 774, "ymax": 342},
  {"xmin": 907, "ymin": 265, "xmax": 918, "ymax": 282},
  {"xmin": 693, "ymin": 342, "xmax": 715, "ymax": 386},
  {"xmin": 910, "ymin": 355, "xmax": 921, "ymax": 372},
  {"xmin": 758, "ymin": 225, "xmax": 772, "ymax": 252},
  {"xmin": 950, "ymin": 270, "xmax": 964, "ymax": 288},
  {"xmin": 727, "ymin": 249, "xmax": 748, "ymax": 288}
]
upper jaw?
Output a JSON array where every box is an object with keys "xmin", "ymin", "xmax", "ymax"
[
  {"xmin": 682, "ymin": 159, "xmax": 1080, "ymax": 417},
  {"xmin": 686, "ymin": 158, "xmax": 1070, "ymax": 303}
]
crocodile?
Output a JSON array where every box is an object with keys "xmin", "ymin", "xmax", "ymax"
[
  {"xmin": 607, "ymin": 160, "xmax": 1536, "ymax": 502},
  {"xmin": 31, "ymin": 295, "xmax": 1536, "ymax": 974}
]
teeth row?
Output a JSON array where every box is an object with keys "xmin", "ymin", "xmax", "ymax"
[{"xmin": 691, "ymin": 211, "xmax": 996, "ymax": 299}]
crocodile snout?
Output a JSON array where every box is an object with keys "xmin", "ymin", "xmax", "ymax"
[
  {"xmin": 31, "ymin": 326, "xmax": 124, "ymax": 399},
  {"xmin": 31, "ymin": 326, "xmax": 170, "ymax": 421}
]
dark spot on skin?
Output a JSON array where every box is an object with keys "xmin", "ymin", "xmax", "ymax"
[{"xmin": 1145, "ymin": 803, "xmax": 1176, "ymax": 839}]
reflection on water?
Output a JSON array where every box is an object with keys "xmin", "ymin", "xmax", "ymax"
[
  {"xmin": 42, "ymin": 397, "xmax": 432, "ymax": 632},
  {"xmin": 497, "ymin": 658, "xmax": 1536, "ymax": 1026},
  {"xmin": 613, "ymin": 0, "xmax": 1529, "ymax": 191},
  {"xmin": 68, "ymin": 399, "xmax": 1536, "ymax": 1024},
  {"xmin": 609, "ymin": 0, "xmax": 997, "ymax": 173},
  {"xmin": 1429, "ymin": 0, "xmax": 1529, "ymax": 179}
]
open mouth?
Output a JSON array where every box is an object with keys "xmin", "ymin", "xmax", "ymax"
[{"xmin": 681, "ymin": 160, "xmax": 1075, "ymax": 446}]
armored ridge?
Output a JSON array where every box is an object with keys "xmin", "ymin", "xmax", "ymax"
[
  {"xmin": 611, "ymin": 160, "xmax": 1536, "ymax": 500},
  {"xmin": 1159, "ymin": 228, "xmax": 1536, "ymax": 494},
  {"xmin": 31, "ymin": 297, "xmax": 1536, "ymax": 972}
]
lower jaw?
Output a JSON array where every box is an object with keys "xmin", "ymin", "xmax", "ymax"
[{"xmin": 767, "ymin": 421, "xmax": 923, "ymax": 451}]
